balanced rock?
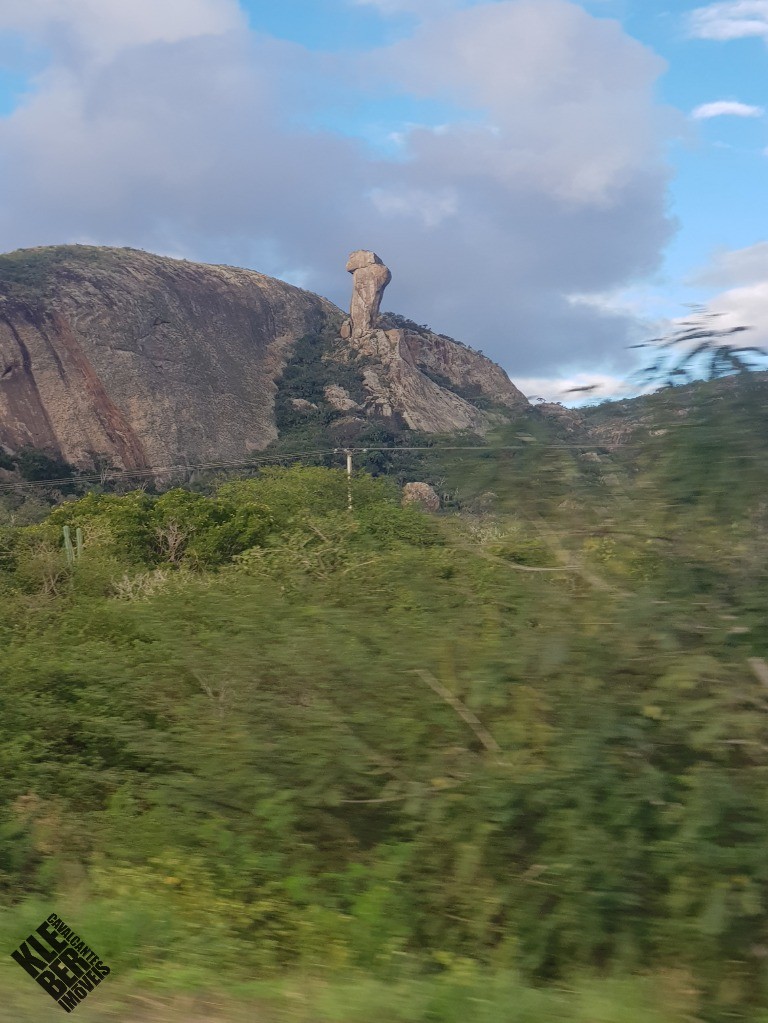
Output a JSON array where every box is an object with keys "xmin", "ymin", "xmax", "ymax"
[
  {"xmin": 346, "ymin": 250, "xmax": 392, "ymax": 336},
  {"xmin": 402, "ymin": 481, "xmax": 440, "ymax": 513}
]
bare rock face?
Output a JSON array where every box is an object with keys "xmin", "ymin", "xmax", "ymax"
[
  {"xmin": 355, "ymin": 330, "xmax": 489, "ymax": 432},
  {"xmin": 341, "ymin": 251, "xmax": 528, "ymax": 433},
  {"xmin": 0, "ymin": 246, "xmax": 336, "ymax": 469},
  {"xmin": 346, "ymin": 250, "xmax": 392, "ymax": 336},
  {"xmin": 402, "ymin": 481, "xmax": 440, "ymax": 512}
]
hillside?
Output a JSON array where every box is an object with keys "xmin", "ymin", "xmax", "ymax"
[
  {"xmin": 2, "ymin": 437, "xmax": 768, "ymax": 1020},
  {"xmin": 0, "ymin": 245, "xmax": 528, "ymax": 473}
]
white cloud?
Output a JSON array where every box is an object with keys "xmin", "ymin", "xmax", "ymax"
[
  {"xmin": 568, "ymin": 284, "xmax": 676, "ymax": 320},
  {"xmin": 689, "ymin": 243, "xmax": 768, "ymax": 349},
  {"xmin": 689, "ymin": 2, "xmax": 768, "ymax": 42},
  {"xmin": 690, "ymin": 242, "xmax": 768, "ymax": 287},
  {"xmin": 515, "ymin": 372, "xmax": 635, "ymax": 404},
  {"xmin": 370, "ymin": 186, "xmax": 459, "ymax": 227},
  {"xmin": 692, "ymin": 100, "xmax": 764, "ymax": 119},
  {"xmin": 702, "ymin": 283, "xmax": 768, "ymax": 348},
  {"xmin": 371, "ymin": 1, "xmax": 672, "ymax": 207},
  {"xmin": 0, "ymin": 0, "xmax": 676, "ymax": 381},
  {"xmin": 0, "ymin": 0, "xmax": 244, "ymax": 62}
]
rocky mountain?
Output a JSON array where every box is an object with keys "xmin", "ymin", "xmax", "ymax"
[{"xmin": 0, "ymin": 245, "xmax": 528, "ymax": 471}]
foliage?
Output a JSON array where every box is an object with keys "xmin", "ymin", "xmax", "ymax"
[
  {"xmin": 380, "ymin": 311, "xmax": 438, "ymax": 335},
  {"xmin": 274, "ymin": 319, "xmax": 369, "ymax": 435},
  {"xmin": 42, "ymin": 487, "xmax": 273, "ymax": 570},
  {"xmin": 0, "ymin": 491, "xmax": 50, "ymax": 526},
  {"xmin": 379, "ymin": 311, "xmax": 466, "ymax": 348},
  {"xmin": 13, "ymin": 447, "xmax": 78, "ymax": 490},
  {"xmin": 2, "ymin": 433, "xmax": 768, "ymax": 1019},
  {"xmin": 0, "ymin": 245, "xmax": 123, "ymax": 304},
  {"xmin": 218, "ymin": 465, "xmax": 397, "ymax": 523},
  {"xmin": 632, "ymin": 309, "xmax": 766, "ymax": 387}
]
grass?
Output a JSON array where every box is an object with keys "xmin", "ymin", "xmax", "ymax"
[
  {"xmin": 0, "ymin": 898, "xmax": 712, "ymax": 1023},
  {"xmin": 0, "ymin": 963, "xmax": 713, "ymax": 1023}
]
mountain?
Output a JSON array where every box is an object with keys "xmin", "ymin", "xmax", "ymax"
[{"xmin": 0, "ymin": 245, "xmax": 528, "ymax": 471}]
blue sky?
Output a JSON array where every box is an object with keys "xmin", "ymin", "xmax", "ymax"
[
  {"xmin": 0, "ymin": 0, "xmax": 765, "ymax": 400},
  {"xmin": 621, "ymin": 0, "xmax": 766, "ymax": 301}
]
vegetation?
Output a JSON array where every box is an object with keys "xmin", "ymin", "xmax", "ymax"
[
  {"xmin": 631, "ymin": 309, "xmax": 766, "ymax": 387},
  {"xmin": 3, "ymin": 381, "xmax": 768, "ymax": 1020},
  {"xmin": 12, "ymin": 446, "xmax": 78, "ymax": 488},
  {"xmin": 380, "ymin": 311, "xmax": 466, "ymax": 348},
  {"xmin": 273, "ymin": 319, "xmax": 368, "ymax": 435},
  {"xmin": 0, "ymin": 245, "xmax": 127, "ymax": 304}
]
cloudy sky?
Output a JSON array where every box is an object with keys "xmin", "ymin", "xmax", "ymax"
[{"xmin": 0, "ymin": 0, "xmax": 765, "ymax": 400}]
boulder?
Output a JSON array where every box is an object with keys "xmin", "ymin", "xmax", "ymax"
[
  {"xmin": 402, "ymin": 481, "xmax": 440, "ymax": 513},
  {"xmin": 324, "ymin": 384, "xmax": 361, "ymax": 413}
]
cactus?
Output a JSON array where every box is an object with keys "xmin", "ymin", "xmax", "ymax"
[
  {"xmin": 63, "ymin": 525, "xmax": 75, "ymax": 565},
  {"xmin": 63, "ymin": 525, "xmax": 84, "ymax": 564}
]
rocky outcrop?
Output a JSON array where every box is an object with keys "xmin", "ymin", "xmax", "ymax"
[
  {"xmin": 290, "ymin": 397, "xmax": 319, "ymax": 413},
  {"xmin": 533, "ymin": 402, "xmax": 586, "ymax": 434},
  {"xmin": 324, "ymin": 385, "xmax": 362, "ymax": 413},
  {"xmin": 339, "ymin": 251, "xmax": 528, "ymax": 433},
  {"xmin": 353, "ymin": 329, "xmax": 491, "ymax": 432},
  {"xmin": 0, "ymin": 244, "xmax": 529, "ymax": 470},
  {"xmin": 0, "ymin": 246, "xmax": 336, "ymax": 468},
  {"xmin": 344, "ymin": 250, "xmax": 392, "ymax": 337}
]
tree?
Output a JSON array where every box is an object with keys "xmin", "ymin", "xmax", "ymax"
[
  {"xmin": 631, "ymin": 307, "xmax": 765, "ymax": 387},
  {"xmin": 13, "ymin": 447, "xmax": 78, "ymax": 494}
]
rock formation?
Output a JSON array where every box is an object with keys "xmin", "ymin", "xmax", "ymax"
[
  {"xmin": 0, "ymin": 246, "xmax": 336, "ymax": 469},
  {"xmin": 339, "ymin": 250, "xmax": 528, "ymax": 434},
  {"xmin": 0, "ymin": 244, "xmax": 530, "ymax": 471},
  {"xmin": 324, "ymin": 385, "xmax": 361, "ymax": 413},
  {"xmin": 533, "ymin": 402, "xmax": 586, "ymax": 434},
  {"xmin": 344, "ymin": 250, "xmax": 392, "ymax": 337}
]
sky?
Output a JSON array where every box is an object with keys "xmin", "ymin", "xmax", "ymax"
[{"xmin": 0, "ymin": 0, "xmax": 764, "ymax": 402}]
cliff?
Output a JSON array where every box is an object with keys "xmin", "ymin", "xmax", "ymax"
[{"xmin": 0, "ymin": 245, "xmax": 528, "ymax": 470}]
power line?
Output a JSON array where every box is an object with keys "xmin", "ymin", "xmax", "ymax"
[
  {"xmin": 0, "ymin": 449, "xmax": 336, "ymax": 492},
  {"xmin": 0, "ymin": 443, "xmax": 621, "ymax": 493}
]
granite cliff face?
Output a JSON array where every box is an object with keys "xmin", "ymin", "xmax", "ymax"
[
  {"xmin": 0, "ymin": 245, "xmax": 528, "ymax": 469},
  {"xmin": 337, "ymin": 250, "xmax": 528, "ymax": 434},
  {"xmin": 0, "ymin": 246, "xmax": 336, "ymax": 469}
]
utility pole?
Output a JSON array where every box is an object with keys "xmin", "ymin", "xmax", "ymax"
[
  {"xmin": 335, "ymin": 448, "xmax": 354, "ymax": 511},
  {"xmin": 346, "ymin": 449, "xmax": 353, "ymax": 512}
]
